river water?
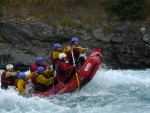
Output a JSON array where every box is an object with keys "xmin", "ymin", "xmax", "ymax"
[{"xmin": 0, "ymin": 68, "xmax": 150, "ymax": 113}]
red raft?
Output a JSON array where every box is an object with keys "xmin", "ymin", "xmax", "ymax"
[{"xmin": 34, "ymin": 48, "xmax": 103, "ymax": 96}]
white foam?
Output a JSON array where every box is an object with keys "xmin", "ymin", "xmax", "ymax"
[{"xmin": 1, "ymin": 69, "xmax": 150, "ymax": 113}]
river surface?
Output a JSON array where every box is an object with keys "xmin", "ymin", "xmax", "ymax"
[{"xmin": 0, "ymin": 68, "xmax": 150, "ymax": 113}]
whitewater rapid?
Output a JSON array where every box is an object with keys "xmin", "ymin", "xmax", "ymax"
[{"xmin": 0, "ymin": 68, "xmax": 150, "ymax": 113}]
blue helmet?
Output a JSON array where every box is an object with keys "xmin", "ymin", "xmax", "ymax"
[
  {"xmin": 54, "ymin": 43, "xmax": 61, "ymax": 49},
  {"xmin": 18, "ymin": 72, "xmax": 26, "ymax": 79},
  {"xmin": 37, "ymin": 66, "xmax": 45, "ymax": 72},
  {"xmin": 71, "ymin": 37, "xmax": 79, "ymax": 43},
  {"xmin": 36, "ymin": 57, "xmax": 43, "ymax": 62}
]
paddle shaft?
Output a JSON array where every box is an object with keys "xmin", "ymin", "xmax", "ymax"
[
  {"xmin": 71, "ymin": 50, "xmax": 80, "ymax": 88},
  {"xmin": 71, "ymin": 50, "xmax": 75, "ymax": 64},
  {"xmin": 52, "ymin": 70, "xmax": 56, "ymax": 95}
]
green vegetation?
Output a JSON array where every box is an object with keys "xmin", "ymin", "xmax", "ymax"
[
  {"xmin": 144, "ymin": 0, "xmax": 150, "ymax": 21},
  {"xmin": 0, "ymin": 0, "xmax": 150, "ymax": 27},
  {"xmin": 0, "ymin": 0, "xmax": 105, "ymax": 27},
  {"xmin": 103, "ymin": 0, "xmax": 144, "ymax": 21}
]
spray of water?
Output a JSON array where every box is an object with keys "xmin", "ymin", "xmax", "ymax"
[{"xmin": 0, "ymin": 68, "xmax": 150, "ymax": 113}]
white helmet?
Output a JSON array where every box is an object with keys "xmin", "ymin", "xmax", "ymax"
[
  {"xmin": 59, "ymin": 53, "xmax": 66, "ymax": 59},
  {"xmin": 6, "ymin": 64, "xmax": 14, "ymax": 71}
]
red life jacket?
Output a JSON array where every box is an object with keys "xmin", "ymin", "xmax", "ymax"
[
  {"xmin": 1, "ymin": 71, "xmax": 14, "ymax": 85},
  {"xmin": 55, "ymin": 63, "xmax": 66, "ymax": 83},
  {"xmin": 30, "ymin": 62, "xmax": 47, "ymax": 72},
  {"xmin": 73, "ymin": 48, "xmax": 80, "ymax": 59},
  {"xmin": 56, "ymin": 61, "xmax": 74, "ymax": 83},
  {"xmin": 66, "ymin": 48, "xmax": 80, "ymax": 60}
]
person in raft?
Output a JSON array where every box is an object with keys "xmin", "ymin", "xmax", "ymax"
[
  {"xmin": 14, "ymin": 72, "xmax": 35, "ymax": 96},
  {"xmin": 1, "ymin": 64, "xmax": 18, "ymax": 89},
  {"xmin": 30, "ymin": 57, "xmax": 48, "ymax": 72},
  {"xmin": 55, "ymin": 53, "xmax": 76, "ymax": 83},
  {"xmin": 31, "ymin": 66, "xmax": 55, "ymax": 91},
  {"xmin": 51, "ymin": 43, "xmax": 63, "ymax": 70},
  {"xmin": 63, "ymin": 37, "xmax": 88, "ymax": 67}
]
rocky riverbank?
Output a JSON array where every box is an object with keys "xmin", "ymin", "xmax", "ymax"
[{"xmin": 0, "ymin": 19, "xmax": 150, "ymax": 71}]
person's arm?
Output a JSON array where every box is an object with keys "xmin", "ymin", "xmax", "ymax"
[
  {"xmin": 17, "ymin": 79, "xmax": 26, "ymax": 94},
  {"xmin": 63, "ymin": 46, "xmax": 72, "ymax": 53},
  {"xmin": 5, "ymin": 72, "xmax": 14, "ymax": 77},
  {"xmin": 43, "ymin": 69, "xmax": 54, "ymax": 76},
  {"xmin": 63, "ymin": 47, "xmax": 67, "ymax": 53},
  {"xmin": 37, "ymin": 75, "xmax": 54, "ymax": 85},
  {"xmin": 78, "ymin": 46, "xmax": 88, "ymax": 54},
  {"xmin": 60, "ymin": 63, "xmax": 75, "ymax": 72},
  {"xmin": 26, "ymin": 72, "xmax": 35, "ymax": 80}
]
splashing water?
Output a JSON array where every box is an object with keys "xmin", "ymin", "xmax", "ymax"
[{"xmin": 0, "ymin": 68, "xmax": 150, "ymax": 113}]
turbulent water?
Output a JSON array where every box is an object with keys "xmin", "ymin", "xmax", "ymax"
[{"xmin": 0, "ymin": 68, "xmax": 150, "ymax": 113}]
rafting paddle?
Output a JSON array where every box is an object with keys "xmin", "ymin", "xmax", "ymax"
[
  {"xmin": 71, "ymin": 50, "xmax": 80, "ymax": 89},
  {"xmin": 52, "ymin": 66, "xmax": 56, "ymax": 95}
]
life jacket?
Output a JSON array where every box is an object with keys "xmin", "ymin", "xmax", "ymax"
[
  {"xmin": 55, "ymin": 61, "xmax": 69, "ymax": 83},
  {"xmin": 31, "ymin": 73, "xmax": 50, "ymax": 91},
  {"xmin": 14, "ymin": 79, "xmax": 25, "ymax": 89},
  {"xmin": 30, "ymin": 62, "xmax": 47, "ymax": 72},
  {"xmin": 64, "ymin": 45, "xmax": 80, "ymax": 60},
  {"xmin": 31, "ymin": 74, "xmax": 43, "ymax": 88},
  {"xmin": 73, "ymin": 48, "xmax": 80, "ymax": 59},
  {"xmin": 55, "ymin": 63, "xmax": 65, "ymax": 76},
  {"xmin": 51, "ymin": 50, "xmax": 61, "ymax": 65},
  {"xmin": 1, "ymin": 71, "xmax": 15, "ymax": 85}
]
